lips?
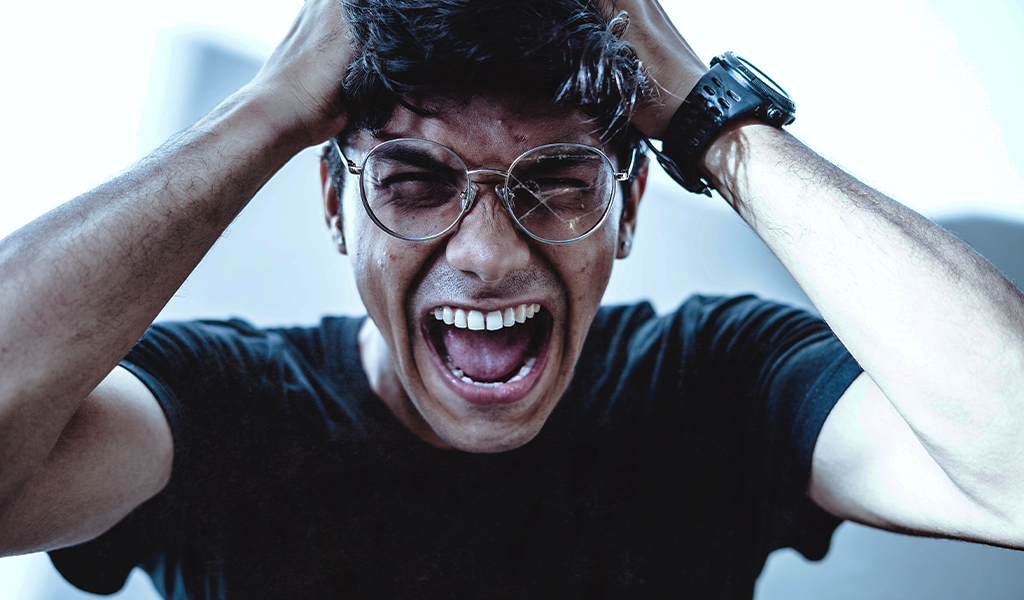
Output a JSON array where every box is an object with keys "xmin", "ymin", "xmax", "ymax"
[{"xmin": 422, "ymin": 301, "xmax": 551, "ymax": 405}]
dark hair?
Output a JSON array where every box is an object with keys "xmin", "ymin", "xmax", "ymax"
[{"xmin": 329, "ymin": 0, "xmax": 651, "ymax": 193}]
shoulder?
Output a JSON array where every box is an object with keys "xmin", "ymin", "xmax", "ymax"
[
  {"xmin": 117, "ymin": 314, "xmax": 374, "ymax": 469},
  {"xmin": 585, "ymin": 294, "xmax": 829, "ymax": 359},
  {"xmin": 572, "ymin": 295, "xmax": 860, "ymax": 428},
  {"xmin": 124, "ymin": 315, "xmax": 363, "ymax": 379}
]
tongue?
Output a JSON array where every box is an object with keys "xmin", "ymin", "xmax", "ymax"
[{"xmin": 443, "ymin": 321, "xmax": 535, "ymax": 382}]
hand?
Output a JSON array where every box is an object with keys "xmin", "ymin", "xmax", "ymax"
[
  {"xmin": 597, "ymin": 0, "xmax": 707, "ymax": 138},
  {"xmin": 247, "ymin": 0, "xmax": 355, "ymax": 148}
]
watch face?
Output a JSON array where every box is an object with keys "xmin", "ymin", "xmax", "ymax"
[{"xmin": 733, "ymin": 54, "xmax": 790, "ymax": 99}]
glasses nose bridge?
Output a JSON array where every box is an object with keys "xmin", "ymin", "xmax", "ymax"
[
  {"xmin": 462, "ymin": 167, "xmax": 511, "ymax": 211},
  {"xmin": 451, "ymin": 166, "xmax": 523, "ymax": 237}
]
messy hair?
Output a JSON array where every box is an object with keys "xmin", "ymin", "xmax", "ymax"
[{"xmin": 340, "ymin": 0, "xmax": 651, "ymax": 140}]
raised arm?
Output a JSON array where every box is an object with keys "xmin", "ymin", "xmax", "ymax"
[
  {"xmin": 706, "ymin": 123, "xmax": 1024, "ymax": 548},
  {"xmin": 0, "ymin": 0, "xmax": 353, "ymax": 555},
  {"xmin": 611, "ymin": 0, "xmax": 1024, "ymax": 548}
]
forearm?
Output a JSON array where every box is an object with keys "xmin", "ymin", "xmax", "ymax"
[
  {"xmin": 704, "ymin": 122, "xmax": 1024, "ymax": 509},
  {"xmin": 0, "ymin": 89, "xmax": 304, "ymax": 501}
]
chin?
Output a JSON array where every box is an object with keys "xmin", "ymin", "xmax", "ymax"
[{"xmin": 438, "ymin": 417, "xmax": 548, "ymax": 454}]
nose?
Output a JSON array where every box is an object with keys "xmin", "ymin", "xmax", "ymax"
[{"xmin": 445, "ymin": 183, "xmax": 531, "ymax": 283}]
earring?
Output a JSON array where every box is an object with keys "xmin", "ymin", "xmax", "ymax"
[
  {"xmin": 330, "ymin": 215, "xmax": 345, "ymax": 249},
  {"xmin": 621, "ymin": 239, "xmax": 631, "ymax": 251}
]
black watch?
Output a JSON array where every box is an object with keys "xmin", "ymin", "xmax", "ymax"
[{"xmin": 650, "ymin": 52, "xmax": 795, "ymax": 196}]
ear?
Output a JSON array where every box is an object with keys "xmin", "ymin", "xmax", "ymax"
[
  {"xmin": 321, "ymin": 152, "xmax": 347, "ymax": 255},
  {"xmin": 616, "ymin": 158, "xmax": 648, "ymax": 259}
]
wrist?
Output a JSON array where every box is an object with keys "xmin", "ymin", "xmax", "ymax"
[
  {"xmin": 160, "ymin": 88, "xmax": 318, "ymax": 211},
  {"xmin": 700, "ymin": 121, "xmax": 793, "ymax": 211},
  {"xmin": 232, "ymin": 82, "xmax": 348, "ymax": 155},
  {"xmin": 195, "ymin": 87, "xmax": 304, "ymax": 159},
  {"xmin": 650, "ymin": 53, "xmax": 795, "ymax": 196},
  {"xmin": 638, "ymin": 66, "xmax": 704, "ymax": 139}
]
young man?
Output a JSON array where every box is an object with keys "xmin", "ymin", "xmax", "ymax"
[{"xmin": 0, "ymin": 0, "xmax": 1021, "ymax": 597}]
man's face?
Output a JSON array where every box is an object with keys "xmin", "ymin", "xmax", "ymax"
[{"xmin": 326, "ymin": 95, "xmax": 643, "ymax": 453}]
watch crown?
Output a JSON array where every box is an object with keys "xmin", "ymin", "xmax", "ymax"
[{"xmin": 766, "ymin": 107, "xmax": 782, "ymax": 122}]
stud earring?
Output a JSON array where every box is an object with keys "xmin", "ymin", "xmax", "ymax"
[
  {"xmin": 330, "ymin": 215, "xmax": 345, "ymax": 249},
  {"xmin": 621, "ymin": 239, "xmax": 631, "ymax": 251}
]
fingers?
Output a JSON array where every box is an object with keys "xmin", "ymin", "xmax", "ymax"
[
  {"xmin": 597, "ymin": 0, "xmax": 707, "ymax": 138},
  {"xmin": 249, "ymin": 0, "xmax": 355, "ymax": 147}
]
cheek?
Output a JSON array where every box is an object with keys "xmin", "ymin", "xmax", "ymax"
[
  {"xmin": 576, "ymin": 249, "xmax": 615, "ymax": 313},
  {"xmin": 346, "ymin": 207, "xmax": 399, "ymax": 322},
  {"xmin": 353, "ymin": 237, "xmax": 402, "ymax": 323},
  {"xmin": 348, "ymin": 214, "xmax": 437, "ymax": 346},
  {"xmin": 550, "ymin": 232, "xmax": 617, "ymax": 355},
  {"xmin": 572, "ymin": 223, "xmax": 619, "ymax": 305}
]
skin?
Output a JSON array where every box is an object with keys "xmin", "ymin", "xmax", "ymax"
[
  {"xmin": 705, "ymin": 122, "xmax": 1024, "ymax": 546},
  {"xmin": 0, "ymin": 0, "xmax": 355, "ymax": 555},
  {"xmin": 322, "ymin": 96, "xmax": 645, "ymax": 452},
  {"xmin": 0, "ymin": 0, "xmax": 1022, "ymax": 572}
]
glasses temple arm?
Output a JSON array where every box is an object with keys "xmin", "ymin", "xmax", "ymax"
[
  {"xmin": 330, "ymin": 138, "xmax": 363, "ymax": 175},
  {"xmin": 614, "ymin": 145, "xmax": 641, "ymax": 182}
]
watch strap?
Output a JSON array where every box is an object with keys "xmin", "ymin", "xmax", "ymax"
[
  {"xmin": 657, "ymin": 61, "xmax": 764, "ymax": 195},
  {"xmin": 653, "ymin": 53, "xmax": 795, "ymax": 195}
]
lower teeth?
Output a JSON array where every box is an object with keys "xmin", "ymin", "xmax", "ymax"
[{"xmin": 446, "ymin": 357, "xmax": 537, "ymax": 387}]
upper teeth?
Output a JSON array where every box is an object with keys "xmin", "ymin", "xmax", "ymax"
[{"xmin": 433, "ymin": 303, "xmax": 541, "ymax": 331}]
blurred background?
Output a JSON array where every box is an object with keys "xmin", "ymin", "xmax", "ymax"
[{"xmin": 1, "ymin": 0, "xmax": 1023, "ymax": 597}]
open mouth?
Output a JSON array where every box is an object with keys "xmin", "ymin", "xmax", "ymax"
[{"xmin": 423, "ymin": 302, "xmax": 552, "ymax": 403}]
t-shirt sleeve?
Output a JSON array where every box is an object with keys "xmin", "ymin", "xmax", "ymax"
[
  {"xmin": 48, "ymin": 318, "xmax": 311, "ymax": 595},
  {"xmin": 683, "ymin": 295, "xmax": 862, "ymax": 561},
  {"xmin": 583, "ymin": 296, "xmax": 862, "ymax": 569}
]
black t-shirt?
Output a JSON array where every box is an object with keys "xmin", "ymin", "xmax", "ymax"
[{"xmin": 50, "ymin": 296, "xmax": 862, "ymax": 599}]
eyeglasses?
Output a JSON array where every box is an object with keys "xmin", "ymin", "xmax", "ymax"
[{"xmin": 331, "ymin": 138, "xmax": 635, "ymax": 244}]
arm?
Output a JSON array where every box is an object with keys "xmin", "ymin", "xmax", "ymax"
[
  {"xmin": 707, "ymin": 123, "xmax": 1024, "ymax": 547},
  {"xmin": 612, "ymin": 0, "xmax": 1024, "ymax": 548},
  {"xmin": 0, "ymin": 0, "xmax": 352, "ymax": 555}
]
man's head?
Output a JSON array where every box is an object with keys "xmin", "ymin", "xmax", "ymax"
[{"xmin": 320, "ymin": 0, "xmax": 653, "ymax": 453}]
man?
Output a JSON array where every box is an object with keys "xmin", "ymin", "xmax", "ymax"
[{"xmin": 0, "ymin": 0, "xmax": 1021, "ymax": 598}]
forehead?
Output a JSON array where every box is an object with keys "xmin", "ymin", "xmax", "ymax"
[{"xmin": 349, "ymin": 95, "xmax": 610, "ymax": 167}]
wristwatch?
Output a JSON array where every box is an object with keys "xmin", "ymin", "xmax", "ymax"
[{"xmin": 650, "ymin": 52, "xmax": 796, "ymax": 196}]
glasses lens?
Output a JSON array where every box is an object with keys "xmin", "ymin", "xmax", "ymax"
[
  {"xmin": 361, "ymin": 139, "xmax": 469, "ymax": 240},
  {"xmin": 506, "ymin": 144, "xmax": 616, "ymax": 242}
]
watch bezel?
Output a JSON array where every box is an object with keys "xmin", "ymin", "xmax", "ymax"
[{"xmin": 713, "ymin": 52, "xmax": 796, "ymax": 126}]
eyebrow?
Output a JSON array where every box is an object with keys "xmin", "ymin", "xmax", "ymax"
[
  {"xmin": 375, "ymin": 145, "xmax": 462, "ymax": 173},
  {"xmin": 370, "ymin": 121, "xmax": 605, "ymax": 152}
]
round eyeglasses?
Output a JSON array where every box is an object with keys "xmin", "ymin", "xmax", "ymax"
[{"xmin": 331, "ymin": 138, "xmax": 635, "ymax": 244}]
